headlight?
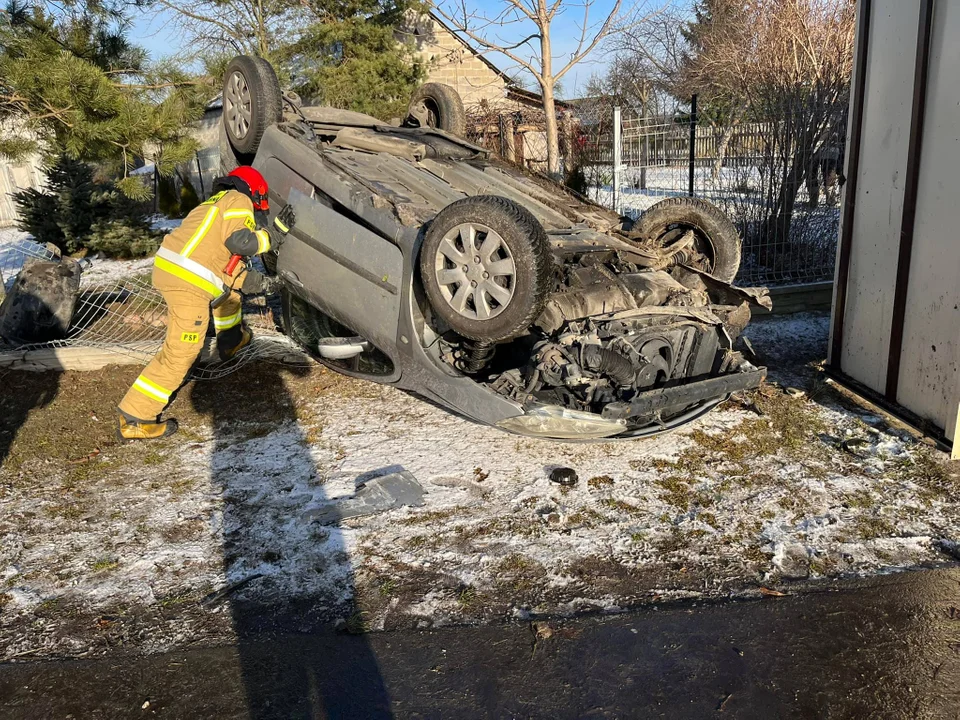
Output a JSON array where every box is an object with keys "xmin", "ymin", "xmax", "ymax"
[{"xmin": 496, "ymin": 405, "xmax": 628, "ymax": 439}]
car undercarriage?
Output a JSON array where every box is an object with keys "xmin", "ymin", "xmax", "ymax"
[{"xmin": 219, "ymin": 55, "xmax": 770, "ymax": 439}]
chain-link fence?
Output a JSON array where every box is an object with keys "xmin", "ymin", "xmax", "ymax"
[{"xmin": 467, "ymin": 96, "xmax": 848, "ymax": 287}]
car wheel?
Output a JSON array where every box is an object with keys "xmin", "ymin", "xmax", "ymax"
[
  {"xmin": 632, "ymin": 197, "xmax": 742, "ymax": 283},
  {"xmin": 405, "ymin": 83, "xmax": 466, "ymax": 137},
  {"xmin": 217, "ymin": 123, "xmax": 241, "ymax": 175},
  {"xmin": 222, "ymin": 55, "xmax": 282, "ymax": 156},
  {"xmin": 420, "ymin": 195, "xmax": 552, "ymax": 342}
]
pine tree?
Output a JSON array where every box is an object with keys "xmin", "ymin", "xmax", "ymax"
[
  {"xmin": 13, "ymin": 154, "xmax": 161, "ymax": 257},
  {"xmin": 288, "ymin": 11, "xmax": 424, "ymax": 120},
  {"xmin": 152, "ymin": 0, "xmax": 424, "ymax": 121},
  {"xmin": 0, "ymin": 0, "xmax": 209, "ymax": 190}
]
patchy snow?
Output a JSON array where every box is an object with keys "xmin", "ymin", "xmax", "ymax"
[
  {"xmin": 1, "ymin": 310, "xmax": 957, "ymax": 659},
  {"xmin": 146, "ymin": 214, "xmax": 183, "ymax": 233}
]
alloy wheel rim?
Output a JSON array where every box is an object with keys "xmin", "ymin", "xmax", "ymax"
[{"xmin": 225, "ymin": 71, "xmax": 252, "ymax": 140}]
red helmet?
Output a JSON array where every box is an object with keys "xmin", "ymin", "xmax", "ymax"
[{"xmin": 228, "ymin": 166, "xmax": 269, "ymax": 211}]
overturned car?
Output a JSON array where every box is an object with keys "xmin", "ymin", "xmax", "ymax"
[{"xmin": 220, "ymin": 56, "xmax": 769, "ymax": 440}]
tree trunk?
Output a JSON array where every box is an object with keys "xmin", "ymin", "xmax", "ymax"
[
  {"xmin": 539, "ymin": 29, "xmax": 560, "ymax": 178},
  {"xmin": 765, "ymin": 140, "xmax": 813, "ymax": 248},
  {"xmin": 712, "ymin": 115, "xmax": 741, "ymax": 181},
  {"xmin": 542, "ymin": 85, "xmax": 560, "ymax": 177}
]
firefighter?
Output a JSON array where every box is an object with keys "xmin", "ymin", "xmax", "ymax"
[{"xmin": 116, "ymin": 166, "xmax": 290, "ymax": 441}]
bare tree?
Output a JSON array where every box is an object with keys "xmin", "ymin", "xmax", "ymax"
[
  {"xmin": 436, "ymin": 0, "xmax": 655, "ymax": 176},
  {"xmin": 148, "ymin": 0, "xmax": 306, "ymax": 63},
  {"xmin": 678, "ymin": 0, "xmax": 855, "ymax": 244}
]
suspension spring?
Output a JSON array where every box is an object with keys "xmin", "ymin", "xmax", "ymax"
[{"xmin": 459, "ymin": 340, "xmax": 495, "ymax": 374}]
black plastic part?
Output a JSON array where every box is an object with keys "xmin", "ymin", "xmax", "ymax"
[
  {"xmin": 601, "ymin": 368, "xmax": 766, "ymax": 421},
  {"xmin": 582, "ymin": 345, "xmax": 635, "ymax": 388}
]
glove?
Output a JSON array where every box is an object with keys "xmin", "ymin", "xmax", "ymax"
[
  {"xmin": 273, "ymin": 204, "xmax": 296, "ymax": 238},
  {"xmin": 240, "ymin": 268, "xmax": 282, "ymax": 295}
]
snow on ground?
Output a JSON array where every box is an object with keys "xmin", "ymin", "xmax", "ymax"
[
  {"xmin": 1, "ymin": 312, "xmax": 957, "ymax": 658},
  {"xmin": 0, "ymin": 218, "xmax": 181, "ymax": 291}
]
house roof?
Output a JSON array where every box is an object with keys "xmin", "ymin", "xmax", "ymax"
[
  {"xmin": 425, "ymin": 11, "xmax": 576, "ymax": 111},
  {"xmin": 507, "ymin": 86, "xmax": 572, "ymax": 110},
  {"xmin": 426, "ymin": 10, "xmax": 519, "ymax": 89}
]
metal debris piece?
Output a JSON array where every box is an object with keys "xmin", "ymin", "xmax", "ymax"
[
  {"xmin": 199, "ymin": 573, "xmax": 264, "ymax": 607},
  {"xmin": 302, "ymin": 470, "xmax": 425, "ymax": 524}
]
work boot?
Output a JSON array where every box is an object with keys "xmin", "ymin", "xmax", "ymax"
[
  {"xmin": 218, "ymin": 324, "xmax": 252, "ymax": 361},
  {"xmin": 116, "ymin": 413, "xmax": 179, "ymax": 441}
]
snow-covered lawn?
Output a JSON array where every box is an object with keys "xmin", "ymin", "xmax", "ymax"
[{"xmin": 1, "ymin": 313, "xmax": 957, "ymax": 659}]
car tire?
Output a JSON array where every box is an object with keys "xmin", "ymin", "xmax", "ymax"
[
  {"xmin": 218, "ymin": 123, "xmax": 241, "ymax": 175},
  {"xmin": 405, "ymin": 83, "xmax": 466, "ymax": 137},
  {"xmin": 420, "ymin": 195, "xmax": 552, "ymax": 342},
  {"xmin": 633, "ymin": 197, "xmax": 742, "ymax": 283},
  {"xmin": 222, "ymin": 55, "xmax": 282, "ymax": 156}
]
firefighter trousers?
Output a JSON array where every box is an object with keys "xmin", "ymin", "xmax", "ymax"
[{"xmin": 119, "ymin": 281, "xmax": 242, "ymax": 421}]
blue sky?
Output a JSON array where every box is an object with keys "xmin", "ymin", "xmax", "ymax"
[{"xmin": 130, "ymin": 0, "xmax": 673, "ymax": 98}]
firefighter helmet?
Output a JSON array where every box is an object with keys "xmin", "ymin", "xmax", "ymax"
[{"xmin": 228, "ymin": 166, "xmax": 269, "ymax": 211}]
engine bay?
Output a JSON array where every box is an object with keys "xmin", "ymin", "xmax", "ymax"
[{"xmin": 436, "ymin": 246, "xmax": 764, "ymax": 429}]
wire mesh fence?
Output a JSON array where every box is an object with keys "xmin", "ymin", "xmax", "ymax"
[
  {"xmin": 0, "ymin": 240, "xmax": 310, "ymax": 380},
  {"xmin": 467, "ymin": 95, "xmax": 849, "ymax": 287}
]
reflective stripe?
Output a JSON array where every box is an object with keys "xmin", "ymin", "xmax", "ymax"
[
  {"xmin": 155, "ymin": 247, "xmax": 225, "ymax": 297},
  {"xmin": 133, "ymin": 376, "xmax": 171, "ymax": 403},
  {"xmin": 181, "ymin": 206, "xmax": 219, "ymax": 258},
  {"xmin": 273, "ymin": 217, "xmax": 289, "ymax": 233},
  {"xmin": 213, "ymin": 309, "xmax": 242, "ymax": 330},
  {"xmin": 224, "ymin": 209, "xmax": 254, "ymax": 221},
  {"xmin": 256, "ymin": 229, "xmax": 270, "ymax": 254}
]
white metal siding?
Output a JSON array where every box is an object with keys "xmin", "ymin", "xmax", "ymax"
[
  {"xmin": 897, "ymin": 0, "xmax": 960, "ymax": 441},
  {"xmin": 838, "ymin": 1, "xmax": 919, "ymax": 393}
]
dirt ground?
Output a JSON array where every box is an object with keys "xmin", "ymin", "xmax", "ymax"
[{"xmin": 1, "ymin": 313, "xmax": 958, "ymax": 660}]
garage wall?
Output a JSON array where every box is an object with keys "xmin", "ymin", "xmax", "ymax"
[
  {"xmin": 831, "ymin": 0, "xmax": 959, "ymax": 450},
  {"xmin": 898, "ymin": 0, "xmax": 960, "ymax": 441},
  {"xmin": 835, "ymin": 0, "xmax": 918, "ymax": 393}
]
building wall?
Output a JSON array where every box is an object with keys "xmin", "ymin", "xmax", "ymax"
[
  {"xmin": 896, "ymin": 0, "xmax": 960, "ymax": 445},
  {"xmin": 404, "ymin": 14, "xmax": 509, "ymax": 108},
  {"xmin": 0, "ymin": 156, "xmax": 44, "ymax": 227},
  {"xmin": 833, "ymin": 0, "xmax": 917, "ymax": 393}
]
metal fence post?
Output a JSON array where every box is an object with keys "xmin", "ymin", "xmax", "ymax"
[
  {"xmin": 641, "ymin": 104, "xmax": 649, "ymax": 191},
  {"xmin": 613, "ymin": 105, "xmax": 622, "ymax": 214},
  {"xmin": 689, "ymin": 94, "xmax": 698, "ymax": 197}
]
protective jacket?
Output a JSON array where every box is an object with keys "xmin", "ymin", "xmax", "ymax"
[{"xmin": 153, "ymin": 189, "xmax": 271, "ymax": 297}]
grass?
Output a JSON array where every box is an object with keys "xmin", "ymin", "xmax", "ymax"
[
  {"xmin": 158, "ymin": 590, "xmax": 196, "ymax": 608},
  {"xmin": 456, "ymin": 586, "xmax": 481, "ymax": 608},
  {"xmin": 91, "ymin": 557, "xmax": 119, "ymax": 573},
  {"xmin": 602, "ymin": 498, "xmax": 644, "ymax": 515},
  {"xmin": 397, "ymin": 507, "xmax": 465, "ymax": 527},
  {"xmin": 854, "ymin": 515, "xmax": 898, "ymax": 540},
  {"xmin": 588, "ymin": 475, "xmax": 615, "ymax": 489},
  {"xmin": 142, "ymin": 451, "xmax": 164, "ymax": 466},
  {"xmin": 658, "ymin": 390, "xmax": 829, "ymax": 482},
  {"xmin": 894, "ymin": 451, "xmax": 958, "ymax": 502},
  {"xmin": 345, "ymin": 611, "xmax": 369, "ymax": 634},
  {"xmin": 566, "ymin": 508, "xmax": 608, "ymax": 528},
  {"xmin": 377, "ymin": 578, "xmax": 398, "ymax": 597}
]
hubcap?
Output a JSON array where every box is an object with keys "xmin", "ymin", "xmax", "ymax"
[
  {"xmin": 434, "ymin": 223, "xmax": 516, "ymax": 320},
  {"xmin": 225, "ymin": 71, "xmax": 252, "ymax": 140}
]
